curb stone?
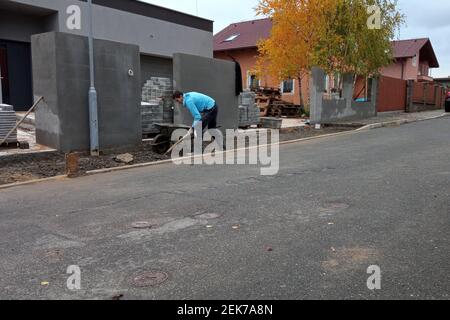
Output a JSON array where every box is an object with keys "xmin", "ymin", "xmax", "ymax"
[{"xmin": 356, "ymin": 113, "xmax": 449, "ymax": 131}]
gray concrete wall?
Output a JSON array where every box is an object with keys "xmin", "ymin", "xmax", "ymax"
[
  {"xmin": 173, "ymin": 53, "xmax": 239, "ymax": 130},
  {"xmin": 4, "ymin": 0, "xmax": 213, "ymax": 58},
  {"xmin": 310, "ymin": 67, "xmax": 377, "ymax": 124},
  {"xmin": 0, "ymin": 10, "xmax": 57, "ymax": 43},
  {"xmin": 32, "ymin": 32, "xmax": 141, "ymax": 152},
  {"xmin": 140, "ymin": 55, "xmax": 173, "ymax": 87}
]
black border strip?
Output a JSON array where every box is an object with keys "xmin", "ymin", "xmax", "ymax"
[{"xmin": 80, "ymin": 0, "xmax": 213, "ymax": 32}]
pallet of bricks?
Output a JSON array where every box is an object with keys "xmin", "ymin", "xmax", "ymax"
[
  {"xmin": 141, "ymin": 77, "xmax": 174, "ymax": 137},
  {"xmin": 238, "ymin": 91, "xmax": 260, "ymax": 129}
]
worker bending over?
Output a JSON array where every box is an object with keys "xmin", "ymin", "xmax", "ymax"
[{"xmin": 173, "ymin": 91, "xmax": 218, "ymax": 134}]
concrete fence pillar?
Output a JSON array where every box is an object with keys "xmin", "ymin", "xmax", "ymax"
[
  {"xmin": 406, "ymin": 80, "xmax": 414, "ymax": 113},
  {"xmin": 309, "ymin": 67, "xmax": 326, "ymax": 124}
]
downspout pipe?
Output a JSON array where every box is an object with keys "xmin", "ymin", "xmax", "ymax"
[{"xmin": 88, "ymin": 0, "xmax": 99, "ymax": 156}]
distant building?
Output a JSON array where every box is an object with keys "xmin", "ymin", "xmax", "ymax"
[{"xmin": 434, "ymin": 77, "xmax": 450, "ymax": 89}]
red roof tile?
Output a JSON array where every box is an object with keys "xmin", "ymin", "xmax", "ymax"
[
  {"xmin": 392, "ymin": 38, "xmax": 428, "ymax": 58},
  {"xmin": 214, "ymin": 18, "xmax": 272, "ymax": 51}
]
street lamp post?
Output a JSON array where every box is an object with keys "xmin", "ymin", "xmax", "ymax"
[{"xmin": 87, "ymin": 0, "xmax": 99, "ymax": 156}]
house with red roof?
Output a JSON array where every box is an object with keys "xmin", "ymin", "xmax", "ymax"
[
  {"xmin": 381, "ymin": 38, "xmax": 439, "ymax": 82},
  {"xmin": 214, "ymin": 18, "xmax": 440, "ymax": 106},
  {"xmin": 214, "ymin": 18, "xmax": 310, "ymax": 106}
]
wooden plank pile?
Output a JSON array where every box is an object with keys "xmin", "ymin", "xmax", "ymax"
[{"xmin": 254, "ymin": 87, "xmax": 303, "ymax": 118}]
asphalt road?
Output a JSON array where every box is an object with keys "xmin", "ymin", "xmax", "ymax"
[{"xmin": 1, "ymin": 117, "xmax": 449, "ymax": 300}]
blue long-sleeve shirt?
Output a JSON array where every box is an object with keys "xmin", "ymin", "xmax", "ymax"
[{"xmin": 183, "ymin": 92, "xmax": 216, "ymax": 128}]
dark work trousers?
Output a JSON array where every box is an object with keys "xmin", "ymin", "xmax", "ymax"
[{"xmin": 200, "ymin": 105, "xmax": 218, "ymax": 132}]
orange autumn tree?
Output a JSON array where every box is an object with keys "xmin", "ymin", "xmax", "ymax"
[
  {"xmin": 256, "ymin": 0, "xmax": 404, "ymax": 105},
  {"xmin": 255, "ymin": 0, "xmax": 333, "ymax": 108}
]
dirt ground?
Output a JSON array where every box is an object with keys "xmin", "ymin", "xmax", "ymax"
[{"xmin": 0, "ymin": 126, "xmax": 355, "ymax": 186}]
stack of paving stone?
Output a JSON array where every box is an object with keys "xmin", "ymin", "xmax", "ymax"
[
  {"xmin": 0, "ymin": 104, "xmax": 17, "ymax": 143},
  {"xmin": 238, "ymin": 91, "xmax": 260, "ymax": 128},
  {"xmin": 141, "ymin": 77, "xmax": 174, "ymax": 135},
  {"xmin": 141, "ymin": 101, "xmax": 163, "ymax": 135}
]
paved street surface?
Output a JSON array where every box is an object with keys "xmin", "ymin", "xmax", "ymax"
[{"xmin": 0, "ymin": 118, "xmax": 449, "ymax": 300}]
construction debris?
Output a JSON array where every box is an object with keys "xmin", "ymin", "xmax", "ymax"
[{"xmin": 114, "ymin": 153, "xmax": 134, "ymax": 164}]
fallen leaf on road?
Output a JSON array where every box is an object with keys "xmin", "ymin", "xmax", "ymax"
[
  {"xmin": 232, "ymin": 225, "xmax": 240, "ymax": 230},
  {"xmin": 40, "ymin": 281, "xmax": 49, "ymax": 286}
]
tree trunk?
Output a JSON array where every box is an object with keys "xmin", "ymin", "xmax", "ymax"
[{"xmin": 297, "ymin": 76, "xmax": 304, "ymax": 107}]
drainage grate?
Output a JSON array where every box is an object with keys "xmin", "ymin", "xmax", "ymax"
[{"xmin": 131, "ymin": 271, "xmax": 168, "ymax": 287}]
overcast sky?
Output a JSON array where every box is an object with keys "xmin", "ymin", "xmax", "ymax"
[{"xmin": 143, "ymin": 0, "xmax": 450, "ymax": 78}]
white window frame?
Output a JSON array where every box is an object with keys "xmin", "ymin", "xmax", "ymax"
[
  {"xmin": 281, "ymin": 79, "xmax": 295, "ymax": 95},
  {"xmin": 247, "ymin": 71, "xmax": 260, "ymax": 89}
]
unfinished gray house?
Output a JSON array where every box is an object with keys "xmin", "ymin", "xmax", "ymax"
[
  {"xmin": 0, "ymin": 0, "xmax": 237, "ymax": 152},
  {"xmin": 0, "ymin": 0, "xmax": 213, "ymax": 110}
]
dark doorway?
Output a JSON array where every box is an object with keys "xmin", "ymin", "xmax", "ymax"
[
  {"xmin": 0, "ymin": 46, "xmax": 9, "ymax": 104},
  {"xmin": 0, "ymin": 40, "xmax": 33, "ymax": 111}
]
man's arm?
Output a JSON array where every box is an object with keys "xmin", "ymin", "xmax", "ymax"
[{"xmin": 185, "ymin": 99, "xmax": 202, "ymax": 128}]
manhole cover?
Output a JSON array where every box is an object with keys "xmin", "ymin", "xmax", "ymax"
[
  {"xmin": 196, "ymin": 213, "xmax": 221, "ymax": 220},
  {"xmin": 131, "ymin": 221, "xmax": 153, "ymax": 229},
  {"xmin": 132, "ymin": 271, "xmax": 168, "ymax": 287}
]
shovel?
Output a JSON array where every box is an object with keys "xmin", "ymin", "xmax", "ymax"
[{"xmin": 164, "ymin": 130, "xmax": 192, "ymax": 155}]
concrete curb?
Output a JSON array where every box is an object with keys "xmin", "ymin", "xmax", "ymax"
[
  {"xmin": 0, "ymin": 175, "xmax": 68, "ymax": 190},
  {"xmin": 357, "ymin": 112, "xmax": 449, "ymax": 131}
]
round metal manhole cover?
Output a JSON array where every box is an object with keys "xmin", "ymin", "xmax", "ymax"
[
  {"xmin": 132, "ymin": 271, "xmax": 169, "ymax": 287},
  {"xmin": 196, "ymin": 213, "xmax": 221, "ymax": 220},
  {"xmin": 131, "ymin": 221, "xmax": 154, "ymax": 229}
]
